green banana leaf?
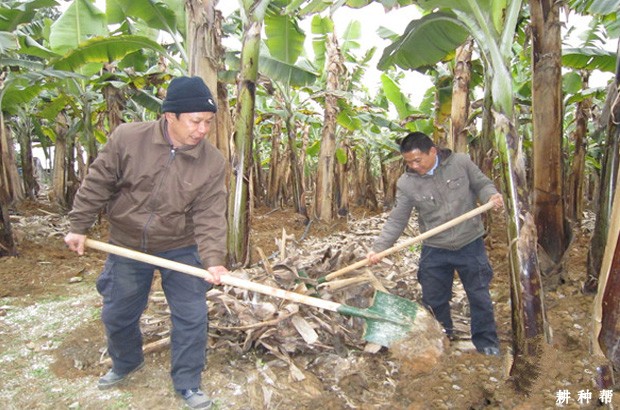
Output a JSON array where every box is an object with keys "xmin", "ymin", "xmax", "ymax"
[
  {"xmin": 589, "ymin": 0, "xmax": 620, "ymax": 15},
  {"xmin": 377, "ymin": 12, "xmax": 468, "ymax": 71},
  {"xmin": 107, "ymin": 0, "xmax": 182, "ymax": 37},
  {"xmin": 265, "ymin": 11, "xmax": 305, "ymax": 65},
  {"xmin": 0, "ymin": 0, "xmax": 57, "ymax": 32},
  {"xmin": 49, "ymin": 0, "xmax": 107, "ymax": 54},
  {"xmin": 51, "ymin": 35, "xmax": 181, "ymax": 72},
  {"xmin": 258, "ymin": 52, "xmax": 318, "ymax": 87},
  {"xmin": 563, "ymin": 46, "xmax": 617, "ymax": 73}
]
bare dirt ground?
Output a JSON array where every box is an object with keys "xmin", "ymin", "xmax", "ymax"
[{"xmin": 1, "ymin": 200, "xmax": 619, "ymax": 409}]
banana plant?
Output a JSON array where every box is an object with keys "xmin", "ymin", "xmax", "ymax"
[
  {"xmin": 265, "ymin": 5, "xmax": 314, "ymax": 220},
  {"xmin": 227, "ymin": 0, "xmax": 272, "ymax": 268},
  {"xmin": 587, "ymin": 39, "xmax": 620, "ymax": 383},
  {"xmin": 0, "ymin": 0, "xmax": 60, "ymax": 208},
  {"xmin": 47, "ymin": 0, "xmax": 184, "ymax": 74},
  {"xmin": 1, "ymin": 0, "xmax": 190, "ymax": 211},
  {"xmin": 567, "ymin": 0, "xmax": 620, "ymax": 380},
  {"xmin": 561, "ymin": 11, "xmax": 617, "ymax": 296},
  {"xmin": 48, "ymin": 1, "xmax": 170, "ymax": 207},
  {"xmin": 529, "ymin": 0, "xmax": 571, "ymax": 287}
]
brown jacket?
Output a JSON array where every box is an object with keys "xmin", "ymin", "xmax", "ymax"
[{"xmin": 69, "ymin": 117, "xmax": 228, "ymax": 267}]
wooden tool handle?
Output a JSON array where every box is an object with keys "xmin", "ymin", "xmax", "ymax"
[
  {"xmin": 322, "ymin": 201, "xmax": 495, "ymax": 282},
  {"xmin": 85, "ymin": 239, "xmax": 342, "ymax": 312}
]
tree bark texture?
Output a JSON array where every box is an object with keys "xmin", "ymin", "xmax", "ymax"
[
  {"xmin": 252, "ymin": 147, "xmax": 264, "ymax": 204},
  {"xmin": 380, "ymin": 156, "xmax": 401, "ymax": 209},
  {"xmin": 227, "ymin": 17, "xmax": 261, "ymax": 268},
  {"xmin": 0, "ymin": 114, "xmax": 16, "ymax": 256},
  {"xmin": 494, "ymin": 112, "xmax": 549, "ymax": 393},
  {"xmin": 529, "ymin": 0, "xmax": 569, "ymax": 271},
  {"xmin": 432, "ymin": 77, "xmax": 451, "ymax": 148},
  {"xmin": 102, "ymin": 79, "xmax": 124, "ymax": 134},
  {"xmin": 352, "ymin": 149, "xmax": 378, "ymax": 211},
  {"xmin": 335, "ymin": 141, "xmax": 350, "ymax": 216},
  {"xmin": 0, "ymin": 119, "xmax": 24, "ymax": 203},
  {"xmin": 598, "ymin": 223, "xmax": 620, "ymax": 369},
  {"xmin": 286, "ymin": 114, "xmax": 307, "ymax": 219},
  {"xmin": 300, "ymin": 123, "xmax": 309, "ymax": 207},
  {"xmin": 266, "ymin": 119, "xmax": 283, "ymax": 208},
  {"xmin": 315, "ymin": 33, "xmax": 343, "ymax": 222},
  {"xmin": 186, "ymin": 0, "xmax": 232, "ymax": 162},
  {"xmin": 51, "ymin": 115, "xmax": 68, "ymax": 208},
  {"xmin": 471, "ymin": 77, "xmax": 494, "ymax": 177},
  {"xmin": 592, "ymin": 163, "xmax": 620, "ymax": 375},
  {"xmin": 589, "ymin": 39, "xmax": 620, "ymax": 379},
  {"xmin": 0, "ymin": 179, "xmax": 16, "ymax": 256},
  {"xmin": 450, "ymin": 39, "xmax": 474, "ymax": 153},
  {"xmin": 586, "ymin": 84, "xmax": 620, "ymax": 292},
  {"xmin": 18, "ymin": 122, "xmax": 38, "ymax": 200},
  {"xmin": 566, "ymin": 72, "xmax": 590, "ymax": 222}
]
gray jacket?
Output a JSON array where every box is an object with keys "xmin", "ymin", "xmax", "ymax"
[{"xmin": 373, "ymin": 149, "xmax": 498, "ymax": 251}]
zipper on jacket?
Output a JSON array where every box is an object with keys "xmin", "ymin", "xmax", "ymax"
[{"xmin": 141, "ymin": 147, "xmax": 177, "ymax": 252}]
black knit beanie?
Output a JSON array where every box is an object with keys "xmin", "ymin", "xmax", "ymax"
[{"xmin": 162, "ymin": 76, "xmax": 217, "ymax": 114}]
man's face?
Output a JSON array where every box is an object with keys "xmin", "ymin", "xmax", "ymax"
[
  {"xmin": 165, "ymin": 112, "xmax": 215, "ymax": 147},
  {"xmin": 402, "ymin": 147, "xmax": 437, "ymax": 175}
]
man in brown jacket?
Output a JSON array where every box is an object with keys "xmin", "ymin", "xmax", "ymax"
[{"xmin": 64, "ymin": 76, "xmax": 227, "ymax": 409}]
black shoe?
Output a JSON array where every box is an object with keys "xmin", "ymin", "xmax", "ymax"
[
  {"xmin": 98, "ymin": 361, "xmax": 145, "ymax": 390},
  {"xmin": 178, "ymin": 388, "xmax": 213, "ymax": 409},
  {"xmin": 481, "ymin": 346, "xmax": 500, "ymax": 356}
]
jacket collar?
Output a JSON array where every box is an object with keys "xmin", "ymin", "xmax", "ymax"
[{"xmin": 152, "ymin": 117, "xmax": 203, "ymax": 159}]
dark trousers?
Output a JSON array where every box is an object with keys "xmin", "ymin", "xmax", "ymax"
[
  {"xmin": 418, "ymin": 237, "xmax": 499, "ymax": 350},
  {"xmin": 96, "ymin": 245, "xmax": 211, "ymax": 390}
]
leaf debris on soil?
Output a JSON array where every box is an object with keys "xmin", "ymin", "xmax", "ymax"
[{"xmin": 2, "ymin": 203, "xmax": 618, "ymax": 409}]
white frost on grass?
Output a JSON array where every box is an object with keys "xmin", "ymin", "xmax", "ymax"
[
  {"xmin": 0, "ymin": 291, "xmax": 112, "ymax": 407},
  {"xmin": 1, "ymin": 294, "xmax": 99, "ymax": 342}
]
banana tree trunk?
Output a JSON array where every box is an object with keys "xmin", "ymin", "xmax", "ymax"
[
  {"xmin": 597, "ymin": 232, "xmax": 620, "ymax": 383},
  {"xmin": 592, "ymin": 54, "xmax": 620, "ymax": 375},
  {"xmin": 315, "ymin": 33, "xmax": 342, "ymax": 222},
  {"xmin": 354, "ymin": 148, "xmax": 378, "ymax": 210},
  {"xmin": 530, "ymin": 0, "xmax": 569, "ymax": 283},
  {"xmin": 51, "ymin": 114, "xmax": 68, "ymax": 208},
  {"xmin": 450, "ymin": 38, "xmax": 474, "ymax": 153},
  {"xmin": 0, "ymin": 119, "xmax": 24, "ymax": 203},
  {"xmin": 285, "ymin": 114, "xmax": 307, "ymax": 219},
  {"xmin": 266, "ymin": 120, "xmax": 282, "ymax": 207},
  {"xmin": 592, "ymin": 166, "xmax": 620, "ymax": 388},
  {"xmin": 227, "ymin": 10, "xmax": 263, "ymax": 268},
  {"xmin": 0, "ymin": 181, "xmax": 15, "ymax": 256},
  {"xmin": 300, "ymin": 123, "xmax": 310, "ymax": 209},
  {"xmin": 335, "ymin": 141, "xmax": 350, "ymax": 216},
  {"xmin": 495, "ymin": 112, "xmax": 549, "ymax": 392},
  {"xmin": 586, "ymin": 83, "xmax": 620, "ymax": 293},
  {"xmin": 566, "ymin": 72, "xmax": 591, "ymax": 222},
  {"xmin": 187, "ymin": 0, "xmax": 232, "ymax": 161},
  {"xmin": 380, "ymin": 154, "xmax": 400, "ymax": 209},
  {"xmin": 102, "ymin": 81, "xmax": 124, "ymax": 134},
  {"xmin": 252, "ymin": 148, "xmax": 264, "ymax": 205},
  {"xmin": 18, "ymin": 123, "xmax": 38, "ymax": 200},
  {"xmin": 471, "ymin": 78, "xmax": 494, "ymax": 176},
  {"xmin": 0, "ymin": 114, "xmax": 16, "ymax": 256},
  {"xmin": 433, "ymin": 77, "xmax": 451, "ymax": 148}
]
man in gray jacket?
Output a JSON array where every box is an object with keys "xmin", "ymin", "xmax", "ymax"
[
  {"xmin": 65, "ymin": 76, "xmax": 226, "ymax": 409},
  {"xmin": 367, "ymin": 132, "xmax": 503, "ymax": 355}
]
